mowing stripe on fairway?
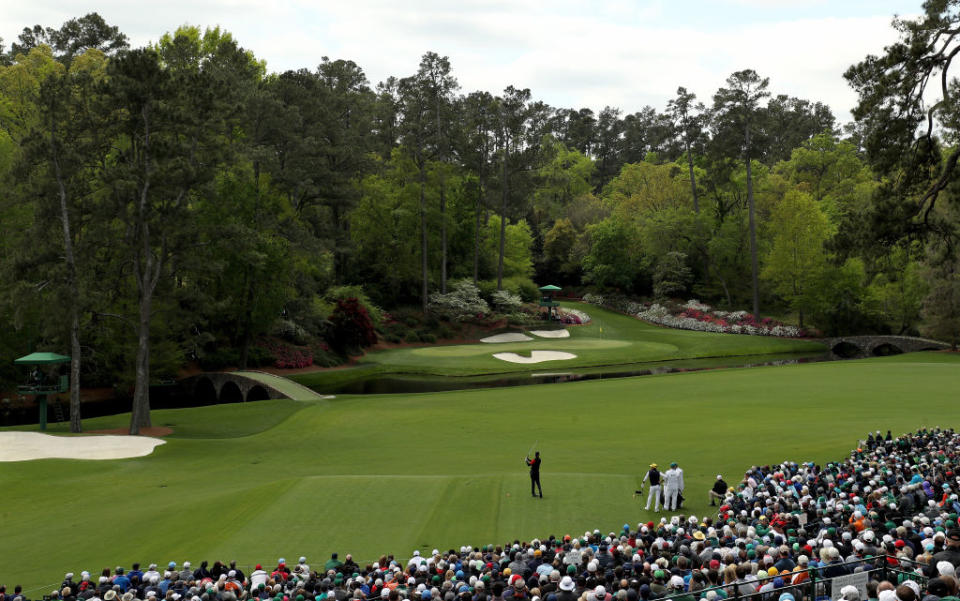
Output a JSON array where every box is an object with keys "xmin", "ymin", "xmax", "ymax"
[{"xmin": 1, "ymin": 353, "xmax": 957, "ymax": 591}]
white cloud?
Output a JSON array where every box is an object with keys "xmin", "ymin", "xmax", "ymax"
[{"xmin": 0, "ymin": 1, "xmax": 907, "ymax": 121}]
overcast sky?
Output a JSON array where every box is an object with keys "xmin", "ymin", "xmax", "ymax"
[{"xmin": 1, "ymin": 0, "xmax": 923, "ymax": 122}]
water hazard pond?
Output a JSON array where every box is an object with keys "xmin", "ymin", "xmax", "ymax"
[{"xmin": 323, "ymin": 351, "xmax": 834, "ymax": 395}]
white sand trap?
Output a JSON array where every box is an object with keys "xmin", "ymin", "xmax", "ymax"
[
  {"xmin": 0, "ymin": 432, "xmax": 165, "ymax": 462},
  {"xmin": 481, "ymin": 332, "xmax": 533, "ymax": 343},
  {"xmin": 530, "ymin": 329, "xmax": 570, "ymax": 338},
  {"xmin": 493, "ymin": 351, "xmax": 577, "ymax": 364}
]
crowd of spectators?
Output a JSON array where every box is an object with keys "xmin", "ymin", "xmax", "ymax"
[{"xmin": 6, "ymin": 428, "xmax": 960, "ymax": 601}]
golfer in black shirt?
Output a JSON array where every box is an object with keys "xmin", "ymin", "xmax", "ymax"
[{"xmin": 527, "ymin": 452, "xmax": 542, "ymax": 497}]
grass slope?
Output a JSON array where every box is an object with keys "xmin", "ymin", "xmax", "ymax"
[
  {"xmin": 293, "ymin": 302, "xmax": 826, "ymax": 390},
  {"xmin": 1, "ymin": 352, "xmax": 957, "ymax": 593}
]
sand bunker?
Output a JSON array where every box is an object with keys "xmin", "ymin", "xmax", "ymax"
[
  {"xmin": 481, "ymin": 333, "xmax": 533, "ymax": 343},
  {"xmin": 493, "ymin": 351, "xmax": 577, "ymax": 364},
  {"xmin": 0, "ymin": 432, "xmax": 166, "ymax": 462},
  {"xmin": 530, "ymin": 329, "xmax": 570, "ymax": 338}
]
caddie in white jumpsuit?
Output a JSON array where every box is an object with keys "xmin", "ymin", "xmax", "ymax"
[{"xmin": 664, "ymin": 461, "xmax": 684, "ymax": 511}]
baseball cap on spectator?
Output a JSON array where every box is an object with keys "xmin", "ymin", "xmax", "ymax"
[
  {"xmin": 840, "ymin": 586, "xmax": 860, "ymax": 601},
  {"xmin": 928, "ymin": 579, "xmax": 950, "ymax": 597}
]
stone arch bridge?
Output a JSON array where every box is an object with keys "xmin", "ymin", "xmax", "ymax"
[
  {"xmin": 822, "ymin": 335, "xmax": 949, "ymax": 358},
  {"xmin": 179, "ymin": 371, "xmax": 325, "ymax": 404}
]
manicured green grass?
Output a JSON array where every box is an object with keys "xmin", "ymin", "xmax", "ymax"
[
  {"xmin": 2, "ymin": 352, "xmax": 957, "ymax": 593},
  {"xmin": 292, "ymin": 302, "xmax": 827, "ymax": 390},
  {"xmin": 26, "ymin": 399, "xmax": 308, "ymax": 439}
]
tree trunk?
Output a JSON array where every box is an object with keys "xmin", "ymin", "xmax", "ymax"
[
  {"xmin": 474, "ymin": 174, "xmax": 483, "ymax": 285},
  {"xmin": 69, "ymin": 308, "xmax": 82, "ymax": 433},
  {"xmin": 54, "ymin": 140, "xmax": 83, "ymax": 433},
  {"xmin": 746, "ymin": 125, "xmax": 760, "ymax": 317},
  {"xmin": 419, "ymin": 160, "xmax": 429, "ymax": 312},
  {"xmin": 130, "ymin": 289, "xmax": 153, "ymax": 434},
  {"xmin": 440, "ymin": 182, "xmax": 447, "ymax": 294},
  {"xmin": 686, "ymin": 139, "xmax": 699, "ymax": 214},
  {"xmin": 497, "ymin": 147, "xmax": 508, "ymax": 291},
  {"xmin": 437, "ymin": 90, "xmax": 447, "ymax": 295},
  {"xmin": 239, "ymin": 267, "xmax": 254, "ymax": 370},
  {"xmin": 130, "ymin": 104, "xmax": 155, "ymax": 435}
]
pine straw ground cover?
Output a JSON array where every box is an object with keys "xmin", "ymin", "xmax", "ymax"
[{"xmin": 2, "ymin": 352, "xmax": 958, "ymax": 593}]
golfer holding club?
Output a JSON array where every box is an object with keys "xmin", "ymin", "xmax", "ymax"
[{"xmin": 526, "ymin": 449, "xmax": 543, "ymax": 498}]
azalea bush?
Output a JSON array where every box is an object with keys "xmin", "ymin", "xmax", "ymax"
[
  {"xmin": 637, "ymin": 300, "xmax": 812, "ymax": 337},
  {"xmin": 558, "ymin": 307, "xmax": 591, "ymax": 325},
  {"xmin": 258, "ymin": 340, "xmax": 314, "ymax": 369},
  {"xmin": 583, "ymin": 295, "xmax": 813, "ymax": 337}
]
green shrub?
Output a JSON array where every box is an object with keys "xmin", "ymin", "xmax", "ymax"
[
  {"xmin": 478, "ymin": 277, "xmax": 539, "ymax": 303},
  {"xmin": 271, "ymin": 319, "xmax": 310, "ymax": 345},
  {"xmin": 246, "ymin": 345, "xmax": 276, "ymax": 368},
  {"xmin": 389, "ymin": 307, "xmax": 422, "ymax": 327},
  {"xmin": 504, "ymin": 277, "xmax": 540, "ymax": 302},
  {"xmin": 477, "ymin": 279, "xmax": 498, "ymax": 300},
  {"xmin": 418, "ymin": 331, "xmax": 437, "ymax": 343},
  {"xmin": 325, "ymin": 285, "xmax": 384, "ymax": 326},
  {"xmin": 198, "ymin": 347, "xmax": 240, "ymax": 371},
  {"xmin": 311, "ymin": 345, "xmax": 343, "ymax": 368},
  {"xmin": 404, "ymin": 331, "xmax": 420, "ymax": 343}
]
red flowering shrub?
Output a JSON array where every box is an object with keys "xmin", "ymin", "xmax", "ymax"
[
  {"xmin": 329, "ymin": 297, "xmax": 378, "ymax": 353},
  {"xmin": 258, "ymin": 340, "xmax": 314, "ymax": 369}
]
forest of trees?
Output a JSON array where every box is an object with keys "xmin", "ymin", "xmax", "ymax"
[{"xmin": 3, "ymin": 8, "xmax": 960, "ymax": 431}]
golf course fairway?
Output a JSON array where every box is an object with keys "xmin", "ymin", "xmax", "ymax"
[{"xmin": 2, "ymin": 352, "xmax": 957, "ymax": 593}]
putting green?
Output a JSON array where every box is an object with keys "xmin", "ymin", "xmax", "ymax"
[
  {"xmin": 2, "ymin": 352, "xmax": 958, "ymax": 593},
  {"xmin": 412, "ymin": 338, "xmax": 638, "ymax": 357},
  {"xmin": 293, "ymin": 302, "xmax": 827, "ymax": 388}
]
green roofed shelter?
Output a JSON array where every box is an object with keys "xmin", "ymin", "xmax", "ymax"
[
  {"xmin": 538, "ymin": 284, "xmax": 561, "ymax": 319},
  {"xmin": 14, "ymin": 352, "xmax": 71, "ymax": 430},
  {"xmin": 14, "ymin": 352, "xmax": 71, "ymax": 365}
]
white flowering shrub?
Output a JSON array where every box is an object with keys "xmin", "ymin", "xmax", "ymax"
[
  {"xmin": 582, "ymin": 293, "xmax": 605, "ymax": 305},
  {"xmin": 491, "ymin": 290, "xmax": 523, "ymax": 312},
  {"xmin": 639, "ymin": 304, "xmax": 670, "ymax": 319},
  {"xmin": 428, "ymin": 281, "xmax": 490, "ymax": 321},
  {"xmin": 682, "ymin": 299, "xmax": 712, "ymax": 312}
]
